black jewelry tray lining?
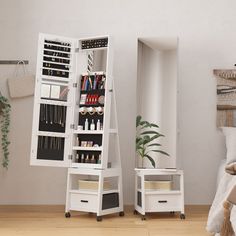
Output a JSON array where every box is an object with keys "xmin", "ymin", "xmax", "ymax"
[
  {"xmin": 44, "ymin": 44, "xmax": 71, "ymax": 53},
  {"xmin": 43, "ymin": 62, "xmax": 69, "ymax": 71},
  {"xmin": 37, "ymin": 139, "xmax": 65, "ymax": 161},
  {"xmin": 43, "ymin": 50, "xmax": 70, "ymax": 59},
  {"xmin": 42, "ymin": 69, "xmax": 69, "ymax": 78},
  {"xmin": 76, "ymin": 134, "xmax": 102, "ymax": 146},
  {"xmin": 45, "ymin": 39, "xmax": 71, "ymax": 47},
  {"xmin": 43, "ymin": 56, "xmax": 70, "ymax": 64}
]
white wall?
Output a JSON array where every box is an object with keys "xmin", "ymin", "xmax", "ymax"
[{"xmin": 0, "ymin": 0, "xmax": 232, "ymax": 205}]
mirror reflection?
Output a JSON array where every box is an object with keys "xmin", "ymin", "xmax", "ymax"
[{"xmin": 136, "ymin": 37, "xmax": 178, "ymax": 169}]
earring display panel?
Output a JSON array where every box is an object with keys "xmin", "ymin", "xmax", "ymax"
[
  {"xmin": 81, "ymin": 38, "xmax": 108, "ymax": 49},
  {"xmin": 39, "ymin": 104, "xmax": 67, "ymax": 133},
  {"xmin": 37, "ymin": 136, "xmax": 65, "ymax": 161},
  {"xmin": 42, "ymin": 39, "xmax": 72, "ymax": 79}
]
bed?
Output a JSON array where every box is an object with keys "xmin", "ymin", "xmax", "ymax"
[{"xmin": 206, "ymin": 159, "xmax": 236, "ymax": 235}]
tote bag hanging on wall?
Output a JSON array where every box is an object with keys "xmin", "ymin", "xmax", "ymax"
[{"xmin": 7, "ymin": 61, "xmax": 35, "ymax": 98}]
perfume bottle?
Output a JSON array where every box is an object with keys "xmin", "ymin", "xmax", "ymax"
[
  {"xmin": 85, "ymin": 154, "xmax": 90, "ymax": 163},
  {"xmin": 76, "ymin": 136, "xmax": 80, "ymax": 146},
  {"xmin": 96, "ymin": 119, "xmax": 101, "ymax": 131},
  {"xmin": 80, "ymin": 154, "xmax": 85, "ymax": 163},
  {"xmin": 84, "ymin": 118, "xmax": 89, "ymax": 130},
  {"xmin": 97, "ymin": 154, "xmax": 101, "ymax": 164},
  {"xmin": 90, "ymin": 119, "xmax": 95, "ymax": 130},
  {"xmin": 75, "ymin": 153, "xmax": 79, "ymax": 163},
  {"xmin": 91, "ymin": 155, "xmax": 96, "ymax": 164}
]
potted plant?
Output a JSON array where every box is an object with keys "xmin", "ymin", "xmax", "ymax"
[
  {"xmin": 136, "ymin": 115, "xmax": 169, "ymax": 168},
  {"xmin": 0, "ymin": 94, "xmax": 11, "ymax": 169}
]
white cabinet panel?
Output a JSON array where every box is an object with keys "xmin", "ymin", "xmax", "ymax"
[
  {"xmin": 70, "ymin": 193, "xmax": 98, "ymax": 212},
  {"xmin": 145, "ymin": 194, "xmax": 182, "ymax": 212},
  {"xmin": 30, "ymin": 33, "xmax": 77, "ymax": 167}
]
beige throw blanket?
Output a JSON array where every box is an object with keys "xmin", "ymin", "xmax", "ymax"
[
  {"xmin": 207, "ymin": 163, "xmax": 236, "ymax": 235},
  {"xmin": 220, "ymin": 163, "xmax": 236, "ymax": 236}
]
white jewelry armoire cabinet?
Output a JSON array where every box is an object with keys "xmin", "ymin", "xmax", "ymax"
[{"xmin": 30, "ymin": 33, "xmax": 124, "ymax": 221}]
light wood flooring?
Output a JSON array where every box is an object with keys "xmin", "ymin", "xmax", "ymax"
[{"xmin": 0, "ymin": 205, "xmax": 211, "ymax": 236}]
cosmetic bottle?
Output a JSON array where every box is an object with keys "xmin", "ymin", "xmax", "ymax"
[
  {"xmin": 85, "ymin": 154, "xmax": 90, "ymax": 163},
  {"xmin": 76, "ymin": 136, "xmax": 80, "ymax": 146},
  {"xmin": 97, "ymin": 154, "xmax": 101, "ymax": 164},
  {"xmin": 91, "ymin": 155, "xmax": 96, "ymax": 164},
  {"xmin": 96, "ymin": 119, "xmax": 101, "ymax": 131},
  {"xmin": 80, "ymin": 154, "xmax": 85, "ymax": 163},
  {"xmin": 90, "ymin": 119, "xmax": 95, "ymax": 130},
  {"xmin": 85, "ymin": 118, "xmax": 89, "ymax": 130},
  {"xmin": 75, "ymin": 153, "xmax": 79, "ymax": 163}
]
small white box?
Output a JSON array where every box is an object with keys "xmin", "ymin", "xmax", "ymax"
[
  {"xmin": 41, "ymin": 84, "xmax": 51, "ymax": 98},
  {"xmin": 50, "ymin": 85, "xmax": 60, "ymax": 99}
]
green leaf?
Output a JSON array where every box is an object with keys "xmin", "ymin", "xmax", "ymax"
[
  {"xmin": 148, "ymin": 143, "xmax": 162, "ymax": 147},
  {"xmin": 139, "ymin": 121, "xmax": 146, "ymax": 126},
  {"xmin": 144, "ymin": 154, "xmax": 155, "ymax": 168},
  {"xmin": 136, "ymin": 137, "xmax": 141, "ymax": 143},
  {"xmin": 150, "ymin": 123, "xmax": 159, "ymax": 128},
  {"xmin": 140, "ymin": 131, "xmax": 161, "ymax": 136},
  {"xmin": 0, "ymin": 95, "xmax": 11, "ymax": 169},
  {"xmin": 136, "ymin": 115, "xmax": 142, "ymax": 127},
  {"xmin": 147, "ymin": 134, "xmax": 163, "ymax": 144},
  {"xmin": 151, "ymin": 150, "xmax": 170, "ymax": 156}
]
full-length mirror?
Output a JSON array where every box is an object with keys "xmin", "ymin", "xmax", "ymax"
[{"xmin": 136, "ymin": 37, "xmax": 178, "ymax": 168}]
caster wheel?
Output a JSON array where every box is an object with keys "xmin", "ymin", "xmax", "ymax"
[
  {"xmin": 180, "ymin": 214, "xmax": 186, "ymax": 220},
  {"xmin": 133, "ymin": 210, "xmax": 138, "ymax": 215},
  {"xmin": 170, "ymin": 211, "xmax": 175, "ymax": 214},
  {"xmin": 119, "ymin": 211, "xmax": 125, "ymax": 217},
  {"xmin": 141, "ymin": 215, "xmax": 146, "ymax": 220},
  {"xmin": 65, "ymin": 212, "xmax": 71, "ymax": 218},
  {"xmin": 96, "ymin": 216, "xmax": 102, "ymax": 222}
]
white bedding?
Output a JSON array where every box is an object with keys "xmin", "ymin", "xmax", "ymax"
[{"xmin": 206, "ymin": 159, "xmax": 236, "ymax": 235}]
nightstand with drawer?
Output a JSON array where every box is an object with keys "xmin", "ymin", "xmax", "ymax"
[{"xmin": 134, "ymin": 168, "xmax": 185, "ymax": 220}]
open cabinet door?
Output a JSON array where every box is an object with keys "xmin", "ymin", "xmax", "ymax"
[{"xmin": 30, "ymin": 33, "xmax": 77, "ymax": 167}]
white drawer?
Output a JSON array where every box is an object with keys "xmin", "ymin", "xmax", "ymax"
[
  {"xmin": 70, "ymin": 193, "xmax": 98, "ymax": 212},
  {"xmin": 145, "ymin": 194, "xmax": 182, "ymax": 212}
]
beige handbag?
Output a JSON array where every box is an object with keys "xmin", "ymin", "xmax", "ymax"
[{"xmin": 7, "ymin": 61, "xmax": 35, "ymax": 98}]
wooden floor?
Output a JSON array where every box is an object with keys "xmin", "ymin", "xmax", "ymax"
[{"xmin": 0, "ymin": 205, "xmax": 211, "ymax": 236}]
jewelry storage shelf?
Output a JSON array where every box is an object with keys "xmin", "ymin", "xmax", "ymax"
[
  {"xmin": 134, "ymin": 168, "xmax": 185, "ymax": 220},
  {"xmin": 30, "ymin": 33, "xmax": 124, "ymax": 221}
]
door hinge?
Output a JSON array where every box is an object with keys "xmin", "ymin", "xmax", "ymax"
[
  {"xmin": 70, "ymin": 124, "xmax": 75, "ymax": 129},
  {"xmin": 68, "ymin": 154, "xmax": 73, "ymax": 160},
  {"xmin": 73, "ymin": 83, "xmax": 78, "ymax": 88}
]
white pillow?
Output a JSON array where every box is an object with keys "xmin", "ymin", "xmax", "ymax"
[{"xmin": 222, "ymin": 127, "xmax": 236, "ymax": 164}]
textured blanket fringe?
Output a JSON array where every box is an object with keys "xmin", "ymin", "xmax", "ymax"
[{"xmin": 220, "ymin": 201, "xmax": 235, "ymax": 236}]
